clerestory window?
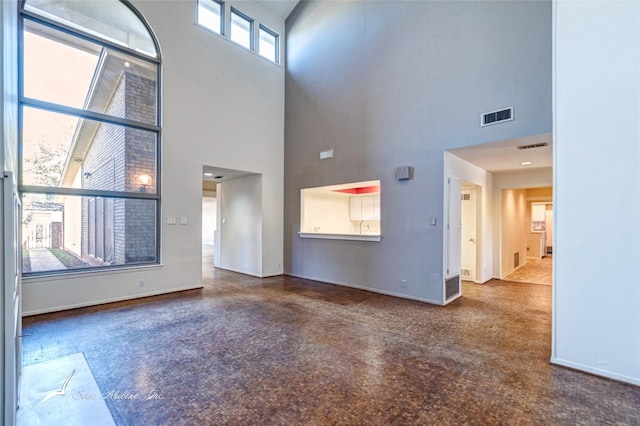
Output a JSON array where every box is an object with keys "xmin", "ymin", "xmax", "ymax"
[
  {"xmin": 19, "ymin": 0, "xmax": 161, "ymax": 274},
  {"xmin": 197, "ymin": 0, "xmax": 224, "ymax": 35},
  {"xmin": 230, "ymin": 9, "xmax": 253, "ymax": 50}
]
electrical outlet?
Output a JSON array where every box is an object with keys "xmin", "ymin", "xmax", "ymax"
[
  {"xmin": 139, "ymin": 279, "xmax": 144, "ymax": 288},
  {"xmin": 401, "ymin": 279, "xmax": 407, "ymax": 288}
]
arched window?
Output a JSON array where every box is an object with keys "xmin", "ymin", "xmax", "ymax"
[{"xmin": 19, "ymin": 0, "xmax": 161, "ymax": 274}]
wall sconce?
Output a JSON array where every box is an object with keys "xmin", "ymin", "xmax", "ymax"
[
  {"xmin": 138, "ymin": 174, "xmax": 151, "ymax": 192},
  {"xmin": 83, "ymin": 172, "xmax": 92, "ymax": 178}
]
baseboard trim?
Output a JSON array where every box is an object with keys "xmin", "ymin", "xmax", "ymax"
[
  {"xmin": 214, "ymin": 265, "xmax": 264, "ymax": 278},
  {"xmin": 550, "ymin": 357, "xmax": 640, "ymax": 387},
  {"xmin": 22, "ymin": 284, "xmax": 204, "ymax": 316},
  {"xmin": 501, "ymin": 261, "xmax": 527, "ymax": 279},
  {"xmin": 285, "ymin": 272, "xmax": 444, "ymax": 306}
]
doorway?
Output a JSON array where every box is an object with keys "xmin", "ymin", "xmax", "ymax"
[
  {"xmin": 202, "ymin": 195, "xmax": 217, "ymax": 279},
  {"xmin": 461, "ymin": 181, "xmax": 479, "ymax": 282},
  {"xmin": 501, "ymin": 189, "xmax": 553, "ymax": 286}
]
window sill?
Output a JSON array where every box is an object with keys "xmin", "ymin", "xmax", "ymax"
[
  {"xmin": 22, "ymin": 263, "xmax": 163, "ymax": 283},
  {"xmin": 298, "ymin": 232, "xmax": 381, "ymax": 242}
]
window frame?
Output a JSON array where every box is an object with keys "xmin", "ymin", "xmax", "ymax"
[
  {"xmin": 229, "ymin": 7, "xmax": 254, "ymax": 50},
  {"xmin": 258, "ymin": 24, "xmax": 279, "ymax": 63},
  {"xmin": 197, "ymin": 0, "xmax": 224, "ymax": 36},
  {"xmin": 18, "ymin": 0, "xmax": 162, "ymax": 276}
]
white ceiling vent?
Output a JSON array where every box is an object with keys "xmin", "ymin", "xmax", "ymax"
[{"xmin": 481, "ymin": 106, "xmax": 513, "ymax": 127}]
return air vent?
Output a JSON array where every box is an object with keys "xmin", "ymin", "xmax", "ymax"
[
  {"xmin": 517, "ymin": 142, "xmax": 548, "ymax": 150},
  {"xmin": 461, "ymin": 193, "xmax": 471, "ymax": 201},
  {"xmin": 445, "ymin": 276, "xmax": 460, "ymax": 300},
  {"xmin": 461, "ymin": 268, "xmax": 472, "ymax": 279},
  {"xmin": 481, "ymin": 106, "xmax": 513, "ymax": 127}
]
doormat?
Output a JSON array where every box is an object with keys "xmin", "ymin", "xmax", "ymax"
[{"xmin": 17, "ymin": 353, "xmax": 115, "ymax": 426}]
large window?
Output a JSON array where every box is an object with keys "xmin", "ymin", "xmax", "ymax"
[{"xmin": 19, "ymin": 0, "xmax": 161, "ymax": 274}]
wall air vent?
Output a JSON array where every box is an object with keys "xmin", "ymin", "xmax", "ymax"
[
  {"xmin": 461, "ymin": 193, "xmax": 471, "ymax": 201},
  {"xmin": 481, "ymin": 106, "xmax": 513, "ymax": 127},
  {"xmin": 517, "ymin": 142, "xmax": 548, "ymax": 150},
  {"xmin": 461, "ymin": 268, "xmax": 471, "ymax": 279},
  {"xmin": 445, "ymin": 276, "xmax": 460, "ymax": 300}
]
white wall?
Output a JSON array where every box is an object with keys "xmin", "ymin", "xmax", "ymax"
[
  {"xmin": 500, "ymin": 189, "xmax": 527, "ymax": 277},
  {"xmin": 301, "ymin": 190, "xmax": 353, "ymax": 234},
  {"xmin": 22, "ymin": 0, "xmax": 284, "ymax": 314},
  {"xmin": 444, "ymin": 152, "xmax": 493, "ymax": 283},
  {"xmin": 553, "ymin": 0, "xmax": 640, "ymax": 385},
  {"xmin": 216, "ymin": 175, "xmax": 263, "ymax": 276},
  {"xmin": 202, "ymin": 197, "xmax": 216, "ymax": 245}
]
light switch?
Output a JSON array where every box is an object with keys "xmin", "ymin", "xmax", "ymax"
[
  {"xmin": 180, "ymin": 217, "xmax": 188, "ymax": 225},
  {"xmin": 166, "ymin": 217, "xmax": 177, "ymax": 225}
]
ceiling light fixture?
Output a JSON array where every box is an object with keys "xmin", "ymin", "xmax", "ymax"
[
  {"xmin": 204, "ymin": 172, "xmax": 213, "ymax": 177},
  {"xmin": 521, "ymin": 161, "xmax": 532, "ymax": 166}
]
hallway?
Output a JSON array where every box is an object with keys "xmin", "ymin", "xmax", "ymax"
[
  {"xmin": 20, "ymin": 261, "xmax": 639, "ymax": 424},
  {"xmin": 503, "ymin": 256, "xmax": 553, "ymax": 286}
]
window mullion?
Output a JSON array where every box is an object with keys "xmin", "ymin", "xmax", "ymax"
[
  {"xmin": 19, "ymin": 186, "xmax": 160, "ymax": 200},
  {"xmin": 20, "ymin": 97, "xmax": 161, "ymax": 133}
]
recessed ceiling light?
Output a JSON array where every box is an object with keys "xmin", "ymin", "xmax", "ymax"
[
  {"xmin": 124, "ymin": 61, "xmax": 131, "ymax": 68},
  {"xmin": 204, "ymin": 172, "xmax": 213, "ymax": 177},
  {"xmin": 521, "ymin": 161, "xmax": 532, "ymax": 166}
]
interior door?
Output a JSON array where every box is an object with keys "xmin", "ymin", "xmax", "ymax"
[
  {"xmin": 446, "ymin": 176, "xmax": 461, "ymax": 278},
  {"xmin": 461, "ymin": 186, "xmax": 476, "ymax": 281},
  {"xmin": 4, "ymin": 172, "xmax": 21, "ymax": 425}
]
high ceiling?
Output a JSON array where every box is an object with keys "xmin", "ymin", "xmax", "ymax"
[
  {"xmin": 255, "ymin": 0, "xmax": 300, "ymax": 20},
  {"xmin": 210, "ymin": 2, "xmax": 551, "ymax": 177}
]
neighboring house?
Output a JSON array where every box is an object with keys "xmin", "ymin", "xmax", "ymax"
[
  {"xmin": 22, "ymin": 200, "xmax": 63, "ymax": 249},
  {"xmin": 59, "ymin": 52, "xmax": 157, "ymax": 266}
]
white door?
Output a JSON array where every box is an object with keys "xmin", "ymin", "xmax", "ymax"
[
  {"xmin": 461, "ymin": 186, "xmax": 476, "ymax": 281},
  {"xmin": 446, "ymin": 176, "xmax": 462, "ymax": 278},
  {"xmin": 4, "ymin": 172, "xmax": 21, "ymax": 425}
]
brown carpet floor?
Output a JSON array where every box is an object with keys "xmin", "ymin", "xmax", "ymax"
[{"xmin": 21, "ymin": 250, "xmax": 639, "ymax": 425}]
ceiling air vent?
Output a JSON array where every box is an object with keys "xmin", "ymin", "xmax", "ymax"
[
  {"xmin": 481, "ymin": 106, "xmax": 513, "ymax": 127},
  {"xmin": 517, "ymin": 142, "xmax": 548, "ymax": 150}
]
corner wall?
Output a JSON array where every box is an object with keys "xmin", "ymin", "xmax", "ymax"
[
  {"xmin": 444, "ymin": 152, "xmax": 493, "ymax": 283},
  {"xmin": 553, "ymin": 0, "xmax": 640, "ymax": 385},
  {"xmin": 216, "ymin": 175, "xmax": 263, "ymax": 277},
  {"xmin": 285, "ymin": 0, "xmax": 552, "ymax": 304}
]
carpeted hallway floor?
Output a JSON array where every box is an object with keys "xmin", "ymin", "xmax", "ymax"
[
  {"xmin": 503, "ymin": 256, "xmax": 553, "ymax": 286},
  {"xmin": 20, "ymin": 248, "xmax": 640, "ymax": 425}
]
